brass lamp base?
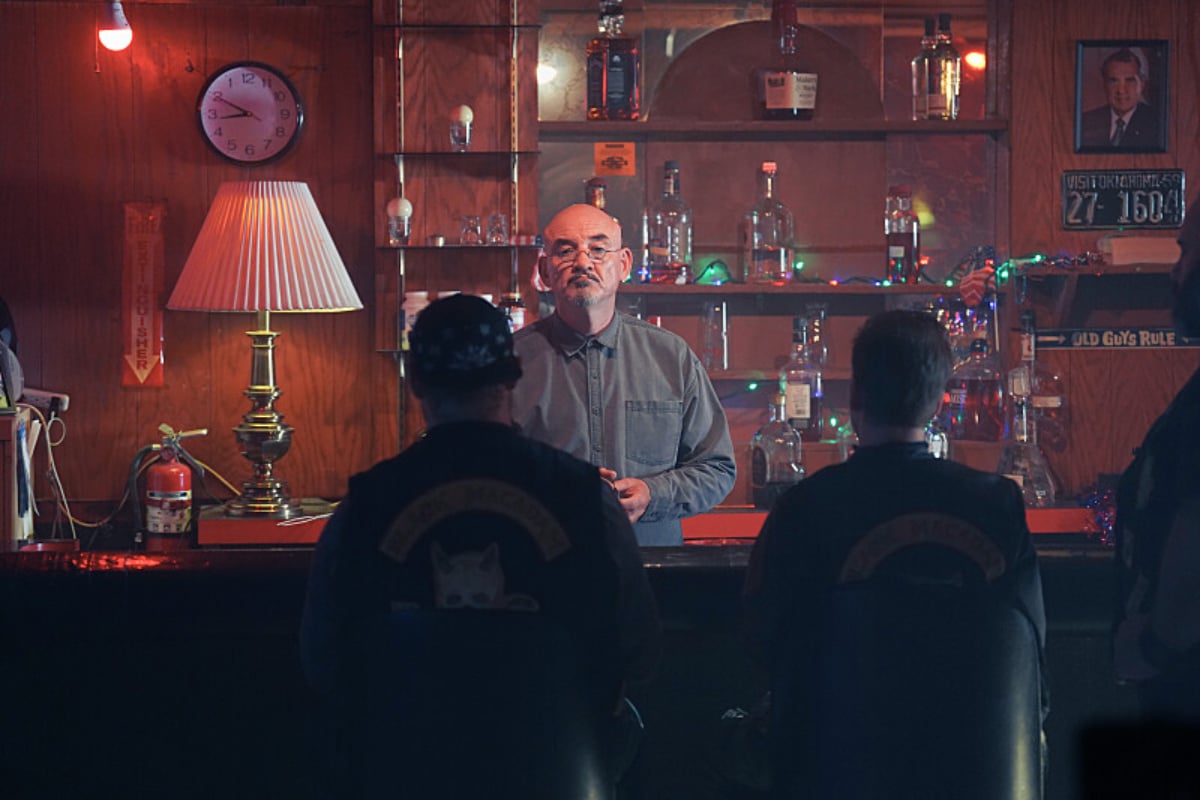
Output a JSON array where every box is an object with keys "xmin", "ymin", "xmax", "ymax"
[{"xmin": 225, "ymin": 310, "xmax": 303, "ymax": 519}]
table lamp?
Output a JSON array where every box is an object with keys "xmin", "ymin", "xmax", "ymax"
[{"xmin": 168, "ymin": 181, "xmax": 362, "ymax": 518}]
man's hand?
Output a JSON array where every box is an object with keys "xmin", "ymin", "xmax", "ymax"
[{"xmin": 599, "ymin": 468, "xmax": 650, "ymax": 523}]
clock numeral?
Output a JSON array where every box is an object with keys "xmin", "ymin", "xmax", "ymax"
[
  {"xmin": 240, "ymin": 72, "xmax": 257, "ymax": 85},
  {"xmin": 279, "ymin": 108, "xmax": 291, "ymax": 121},
  {"xmin": 213, "ymin": 126, "xmax": 224, "ymax": 138},
  {"xmin": 262, "ymin": 139, "xmax": 276, "ymax": 152},
  {"xmin": 244, "ymin": 143, "xmax": 257, "ymax": 157},
  {"xmin": 225, "ymin": 139, "xmax": 238, "ymax": 152},
  {"xmin": 275, "ymin": 126, "xmax": 287, "ymax": 138}
]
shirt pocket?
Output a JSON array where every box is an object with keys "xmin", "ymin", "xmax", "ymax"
[{"xmin": 625, "ymin": 399, "xmax": 683, "ymax": 468}]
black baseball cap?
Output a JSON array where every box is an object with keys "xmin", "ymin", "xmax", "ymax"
[{"xmin": 408, "ymin": 293, "xmax": 522, "ymax": 389}]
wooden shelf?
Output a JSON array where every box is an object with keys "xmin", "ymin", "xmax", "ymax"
[
  {"xmin": 539, "ymin": 118, "xmax": 1009, "ymax": 142},
  {"xmin": 619, "ymin": 282, "xmax": 954, "ymax": 296}
]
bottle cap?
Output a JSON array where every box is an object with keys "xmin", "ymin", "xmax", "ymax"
[
  {"xmin": 585, "ymin": 176, "xmax": 607, "ymax": 188},
  {"xmin": 924, "ymin": 17, "xmax": 936, "ymax": 35},
  {"xmin": 888, "ymin": 184, "xmax": 912, "ymax": 196},
  {"xmin": 665, "ymin": 160, "xmax": 680, "ymax": 170},
  {"xmin": 938, "ymin": 12, "xmax": 952, "ymax": 31},
  {"xmin": 762, "ymin": 161, "xmax": 778, "ymax": 173}
]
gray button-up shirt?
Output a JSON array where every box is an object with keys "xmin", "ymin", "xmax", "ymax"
[{"xmin": 512, "ymin": 312, "xmax": 737, "ymax": 545}]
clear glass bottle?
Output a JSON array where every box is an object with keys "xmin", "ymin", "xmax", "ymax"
[
  {"xmin": 741, "ymin": 161, "xmax": 796, "ymax": 285},
  {"xmin": 751, "ymin": 392, "xmax": 805, "ymax": 510},
  {"xmin": 998, "ymin": 385, "xmax": 1058, "ymax": 508},
  {"xmin": 910, "ymin": 18, "xmax": 936, "ymax": 120},
  {"xmin": 643, "ymin": 160, "xmax": 693, "ymax": 284},
  {"xmin": 586, "ymin": 1, "xmax": 640, "ymax": 121},
  {"xmin": 758, "ymin": 0, "xmax": 817, "ymax": 121},
  {"xmin": 780, "ymin": 314, "xmax": 824, "ymax": 442},
  {"xmin": 885, "ymin": 185, "xmax": 920, "ymax": 284},
  {"xmin": 941, "ymin": 336, "xmax": 1005, "ymax": 441},
  {"xmin": 927, "ymin": 13, "xmax": 961, "ymax": 120},
  {"xmin": 1017, "ymin": 309, "xmax": 1068, "ymax": 452}
]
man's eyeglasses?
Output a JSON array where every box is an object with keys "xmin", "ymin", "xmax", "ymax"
[{"xmin": 549, "ymin": 244, "xmax": 620, "ymax": 266}]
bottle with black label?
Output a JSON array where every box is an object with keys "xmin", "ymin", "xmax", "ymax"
[{"xmin": 586, "ymin": 1, "xmax": 640, "ymax": 121}]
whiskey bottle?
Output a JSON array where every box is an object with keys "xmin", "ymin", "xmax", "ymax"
[
  {"xmin": 941, "ymin": 336, "xmax": 1005, "ymax": 441},
  {"xmin": 584, "ymin": 176, "xmax": 608, "ymax": 209},
  {"xmin": 643, "ymin": 160, "xmax": 693, "ymax": 284},
  {"xmin": 884, "ymin": 185, "xmax": 920, "ymax": 283},
  {"xmin": 586, "ymin": 1, "xmax": 640, "ymax": 121},
  {"xmin": 741, "ymin": 161, "xmax": 796, "ymax": 285},
  {"xmin": 498, "ymin": 292, "xmax": 527, "ymax": 333},
  {"xmin": 758, "ymin": 0, "xmax": 817, "ymax": 121},
  {"xmin": 751, "ymin": 392, "xmax": 805, "ymax": 510},
  {"xmin": 910, "ymin": 18, "xmax": 936, "ymax": 120},
  {"xmin": 779, "ymin": 315, "xmax": 824, "ymax": 442},
  {"xmin": 927, "ymin": 13, "xmax": 961, "ymax": 120}
]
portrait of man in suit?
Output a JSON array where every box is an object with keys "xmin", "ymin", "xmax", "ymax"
[{"xmin": 1076, "ymin": 42, "xmax": 1168, "ymax": 153}]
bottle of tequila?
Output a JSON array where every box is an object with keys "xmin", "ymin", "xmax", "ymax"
[
  {"xmin": 643, "ymin": 160, "xmax": 693, "ymax": 284},
  {"xmin": 586, "ymin": 1, "xmax": 640, "ymax": 121},
  {"xmin": 926, "ymin": 13, "xmax": 961, "ymax": 120},
  {"xmin": 751, "ymin": 392, "xmax": 805, "ymax": 510},
  {"xmin": 910, "ymin": 18, "xmax": 936, "ymax": 120},
  {"xmin": 758, "ymin": 0, "xmax": 817, "ymax": 121},
  {"xmin": 884, "ymin": 185, "xmax": 920, "ymax": 283},
  {"xmin": 779, "ymin": 314, "xmax": 824, "ymax": 442},
  {"xmin": 741, "ymin": 161, "xmax": 796, "ymax": 284}
]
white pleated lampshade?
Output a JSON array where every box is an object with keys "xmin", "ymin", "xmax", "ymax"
[{"xmin": 168, "ymin": 181, "xmax": 363, "ymax": 313}]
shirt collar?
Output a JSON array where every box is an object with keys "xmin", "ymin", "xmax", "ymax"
[
  {"xmin": 547, "ymin": 310, "xmax": 622, "ymax": 357},
  {"xmin": 850, "ymin": 441, "xmax": 934, "ymax": 462}
]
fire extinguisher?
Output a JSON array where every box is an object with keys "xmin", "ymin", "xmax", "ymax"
[{"xmin": 133, "ymin": 425, "xmax": 207, "ymax": 550}]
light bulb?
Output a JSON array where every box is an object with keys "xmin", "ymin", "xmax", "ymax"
[{"xmin": 99, "ymin": 1, "xmax": 133, "ymax": 52}]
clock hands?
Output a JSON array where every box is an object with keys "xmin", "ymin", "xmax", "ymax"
[{"xmin": 213, "ymin": 95, "xmax": 262, "ymax": 121}]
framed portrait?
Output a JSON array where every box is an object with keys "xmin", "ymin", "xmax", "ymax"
[{"xmin": 1075, "ymin": 40, "xmax": 1169, "ymax": 154}]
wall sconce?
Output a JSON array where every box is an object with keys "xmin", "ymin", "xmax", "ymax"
[
  {"xmin": 167, "ymin": 182, "xmax": 363, "ymax": 518},
  {"xmin": 98, "ymin": 1, "xmax": 133, "ymax": 52}
]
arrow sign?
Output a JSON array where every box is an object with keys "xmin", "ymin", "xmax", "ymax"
[
  {"xmin": 1037, "ymin": 327, "xmax": 1200, "ymax": 350},
  {"xmin": 122, "ymin": 203, "xmax": 165, "ymax": 387}
]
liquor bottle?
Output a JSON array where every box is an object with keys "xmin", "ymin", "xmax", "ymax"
[
  {"xmin": 584, "ymin": 176, "xmax": 608, "ymax": 209},
  {"xmin": 751, "ymin": 392, "xmax": 805, "ymax": 510},
  {"xmin": 779, "ymin": 314, "xmax": 824, "ymax": 442},
  {"xmin": 997, "ymin": 379, "xmax": 1058, "ymax": 508},
  {"xmin": 643, "ymin": 160, "xmax": 693, "ymax": 284},
  {"xmin": 586, "ymin": 1, "xmax": 640, "ymax": 121},
  {"xmin": 884, "ymin": 185, "xmax": 920, "ymax": 284},
  {"xmin": 910, "ymin": 18, "xmax": 936, "ymax": 120},
  {"xmin": 758, "ymin": 0, "xmax": 818, "ymax": 121},
  {"xmin": 498, "ymin": 292, "xmax": 527, "ymax": 333},
  {"xmin": 940, "ymin": 336, "xmax": 1005, "ymax": 441},
  {"xmin": 741, "ymin": 161, "xmax": 796, "ymax": 285},
  {"xmin": 927, "ymin": 13, "xmax": 961, "ymax": 120},
  {"xmin": 1016, "ymin": 309, "xmax": 1068, "ymax": 452}
]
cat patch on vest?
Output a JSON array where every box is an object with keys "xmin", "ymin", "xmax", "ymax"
[{"xmin": 431, "ymin": 541, "xmax": 539, "ymax": 612}]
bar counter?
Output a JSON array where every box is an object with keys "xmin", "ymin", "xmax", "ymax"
[{"xmin": 0, "ymin": 534, "xmax": 1130, "ymax": 800}]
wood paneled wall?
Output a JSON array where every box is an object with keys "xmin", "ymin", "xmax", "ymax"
[
  {"xmin": 1010, "ymin": 0, "xmax": 1200, "ymax": 495},
  {"xmin": 0, "ymin": 0, "xmax": 1196, "ymax": 514},
  {"xmin": 0, "ymin": 1, "xmax": 383, "ymax": 509}
]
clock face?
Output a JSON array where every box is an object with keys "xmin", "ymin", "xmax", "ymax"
[{"xmin": 196, "ymin": 61, "xmax": 304, "ymax": 164}]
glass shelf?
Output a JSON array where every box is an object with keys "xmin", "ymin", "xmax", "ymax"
[
  {"xmin": 382, "ymin": 150, "xmax": 539, "ymax": 157},
  {"xmin": 380, "ymin": 23, "xmax": 540, "ymax": 31}
]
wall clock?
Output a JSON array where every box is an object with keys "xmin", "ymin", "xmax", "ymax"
[{"xmin": 196, "ymin": 61, "xmax": 304, "ymax": 165}]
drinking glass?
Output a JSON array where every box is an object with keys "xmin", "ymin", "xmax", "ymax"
[
  {"xmin": 460, "ymin": 215, "xmax": 482, "ymax": 245},
  {"xmin": 487, "ymin": 213, "xmax": 509, "ymax": 245}
]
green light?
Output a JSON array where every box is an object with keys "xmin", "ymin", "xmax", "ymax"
[
  {"xmin": 747, "ymin": 382, "xmax": 759, "ymax": 392},
  {"xmin": 829, "ymin": 415, "xmax": 838, "ymax": 427},
  {"xmin": 881, "ymin": 279, "xmax": 892, "ymax": 287},
  {"xmin": 1032, "ymin": 254, "xmax": 1045, "ymax": 263},
  {"xmin": 793, "ymin": 260, "xmax": 805, "ymax": 272},
  {"xmin": 944, "ymin": 279, "xmax": 954, "ymax": 287}
]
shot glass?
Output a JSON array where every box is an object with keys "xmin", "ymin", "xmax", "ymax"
[
  {"xmin": 460, "ymin": 215, "xmax": 483, "ymax": 245},
  {"xmin": 386, "ymin": 215, "xmax": 411, "ymax": 247},
  {"xmin": 449, "ymin": 121, "xmax": 472, "ymax": 152},
  {"xmin": 487, "ymin": 213, "xmax": 509, "ymax": 245}
]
